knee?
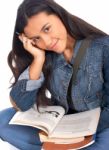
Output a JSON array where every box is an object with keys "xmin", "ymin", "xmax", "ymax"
[{"xmin": 0, "ymin": 107, "xmax": 16, "ymax": 127}]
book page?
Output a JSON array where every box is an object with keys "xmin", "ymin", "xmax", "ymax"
[
  {"xmin": 70, "ymin": 134, "xmax": 96, "ymax": 150},
  {"xmin": 49, "ymin": 107, "xmax": 100, "ymax": 138},
  {"xmin": 9, "ymin": 105, "xmax": 65, "ymax": 134},
  {"xmin": 39, "ymin": 131, "xmax": 84, "ymax": 143}
]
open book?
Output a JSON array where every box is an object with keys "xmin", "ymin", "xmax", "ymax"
[{"xmin": 9, "ymin": 105, "xmax": 100, "ymax": 148}]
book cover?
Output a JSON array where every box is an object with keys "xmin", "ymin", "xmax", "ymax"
[{"xmin": 42, "ymin": 134, "xmax": 96, "ymax": 150}]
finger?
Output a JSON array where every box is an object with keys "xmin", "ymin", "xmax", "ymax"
[
  {"xmin": 22, "ymin": 37, "xmax": 28, "ymax": 44},
  {"xmin": 18, "ymin": 35, "xmax": 23, "ymax": 42},
  {"xmin": 31, "ymin": 40, "xmax": 36, "ymax": 46},
  {"xmin": 22, "ymin": 38, "xmax": 33, "ymax": 51},
  {"xmin": 19, "ymin": 33, "xmax": 27, "ymax": 43}
]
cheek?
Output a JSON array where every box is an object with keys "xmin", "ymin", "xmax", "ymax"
[
  {"xmin": 36, "ymin": 42, "xmax": 46, "ymax": 50},
  {"xmin": 59, "ymin": 29, "xmax": 67, "ymax": 41},
  {"xmin": 59, "ymin": 31, "xmax": 67, "ymax": 45},
  {"xmin": 57, "ymin": 38, "xmax": 67, "ymax": 52},
  {"xmin": 54, "ymin": 23, "xmax": 67, "ymax": 39}
]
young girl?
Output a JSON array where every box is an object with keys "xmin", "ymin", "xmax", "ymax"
[{"xmin": 0, "ymin": 0, "xmax": 109, "ymax": 149}]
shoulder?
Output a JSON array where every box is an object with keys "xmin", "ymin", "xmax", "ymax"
[
  {"xmin": 94, "ymin": 35, "xmax": 109, "ymax": 60},
  {"xmin": 91, "ymin": 35, "xmax": 109, "ymax": 47},
  {"xmin": 88, "ymin": 35, "xmax": 109, "ymax": 57}
]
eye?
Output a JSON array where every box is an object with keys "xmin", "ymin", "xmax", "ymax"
[
  {"xmin": 44, "ymin": 26, "xmax": 51, "ymax": 33},
  {"xmin": 33, "ymin": 36, "xmax": 40, "ymax": 43}
]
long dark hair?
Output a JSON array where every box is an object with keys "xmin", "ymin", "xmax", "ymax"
[{"xmin": 8, "ymin": 0, "xmax": 107, "ymax": 107}]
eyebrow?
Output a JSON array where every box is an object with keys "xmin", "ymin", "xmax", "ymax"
[{"xmin": 26, "ymin": 23, "xmax": 49, "ymax": 39}]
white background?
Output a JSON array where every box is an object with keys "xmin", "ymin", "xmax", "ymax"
[
  {"xmin": 0, "ymin": 0, "xmax": 109, "ymax": 149},
  {"xmin": 0, "ymin": 0, "xmax": 109, "ymax": 111}
]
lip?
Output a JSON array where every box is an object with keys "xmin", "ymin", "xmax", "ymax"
[{"xmin": 49, "ymin": 39, "xmax": 59, "ymax": 50}]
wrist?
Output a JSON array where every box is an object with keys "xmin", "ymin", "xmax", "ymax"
[{"xmin": 33, "ymin": 57, "xmax": 45, "ymax": 64}]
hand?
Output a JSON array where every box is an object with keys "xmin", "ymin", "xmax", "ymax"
[{"xmin": 19, "ymin": 34, "xmax": 45, "ymax": 61}]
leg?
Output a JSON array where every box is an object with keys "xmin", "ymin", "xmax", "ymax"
[
  {"xmin": 82, "ymin": 128, "xmax": 109, "ymax": 150},
  {"xmin": 0, "ymin": 107, "xmax": 42, "ymax": 150}
]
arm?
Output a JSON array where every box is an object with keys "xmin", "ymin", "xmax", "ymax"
[
  {"xmin": 10, "ymin": 65, "xmax": 45, "ymax": 111},
  {"xmin": 97, "ymin": 43, "xmax": 109, "ymax": 132},
  {"xmin": 10, "ymin": 34, "xmax": 46, "ymax": 111}
]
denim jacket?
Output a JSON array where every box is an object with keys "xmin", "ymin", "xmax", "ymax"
[{"xmin": 10, "ymin": 35, "xmax": 109, "ymax": 132}]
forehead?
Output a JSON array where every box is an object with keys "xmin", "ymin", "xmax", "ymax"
[{"xmin": 24, "ymin": 12, "xmax": 57, "ymax": 36}]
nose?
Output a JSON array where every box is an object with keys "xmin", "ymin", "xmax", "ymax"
[{"xmin": 42, "ymin": 35, "xmax": 52, "ymax": 49}]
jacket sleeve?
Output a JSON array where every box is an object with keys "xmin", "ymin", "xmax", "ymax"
[
  {"xmin": 97, "ymin": 41, "xmax": 109, "ymax": 132},
  {"xmin": 10, "ymin": 67, "xmax": 44, "ymax": 111}
]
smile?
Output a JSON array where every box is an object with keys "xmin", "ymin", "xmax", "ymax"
[{"xmin": 49, "ymin": 39, "xmax": 59, "ymax": 50}]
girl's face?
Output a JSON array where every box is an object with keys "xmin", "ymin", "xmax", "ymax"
[{"xmin": 24, "ymin": 12, "xmax": 68, "ymax": 53}]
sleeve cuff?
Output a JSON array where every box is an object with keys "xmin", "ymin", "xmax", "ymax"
[
  {"xmin": 18, "ymin": 67, "xmax": 44, "ymax": 91},
  {"xmin": 18, "ymin": 67, "xmax": 30, "ymax": 80},
  {"xmin": 26, "ymin": 72, "xmax": 44, "ymax": 91}
]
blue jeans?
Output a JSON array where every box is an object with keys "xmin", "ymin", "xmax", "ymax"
[
  {"xmin": 0, "ymin": 108, "xmax": 109, "ymax": 150},
  {"xmin": 0, "ymin": 108, "xmax": 42, "ymax": 150},
  {"xmin": 81, "ymin": 128, "xmax": 109, "ymax": 150}
]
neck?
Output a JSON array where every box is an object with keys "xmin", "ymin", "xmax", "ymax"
[{"xmin": 63, "ymin": 35, "xmax": 76, "ymax": 63}]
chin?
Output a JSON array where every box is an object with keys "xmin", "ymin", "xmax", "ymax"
[
  {"xmin": 53, "ymin": 46, "xmax": 65, "ymax": 54},
  {"xmin": 51, "ymin": 41, "xmax": 66, "ymax": 54},
  {"xmin": 53, "ymin": 49, "xmax": 64, "ymax": 54}
]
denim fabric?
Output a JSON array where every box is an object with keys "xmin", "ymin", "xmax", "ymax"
[
  {"xmin": 10, "ymin": 35, "xmax": 109, "ymax": 132},
  {"xmin": 81, "ymin": 128, "xmax": 109, "ymax": 150},
  {"xmin": 18, "ymin": 67, "xmax": 44, "ymax": 91},
  {"xmin": 0, "ymin": 108, "xmax": 42, "ymax": 150}
]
